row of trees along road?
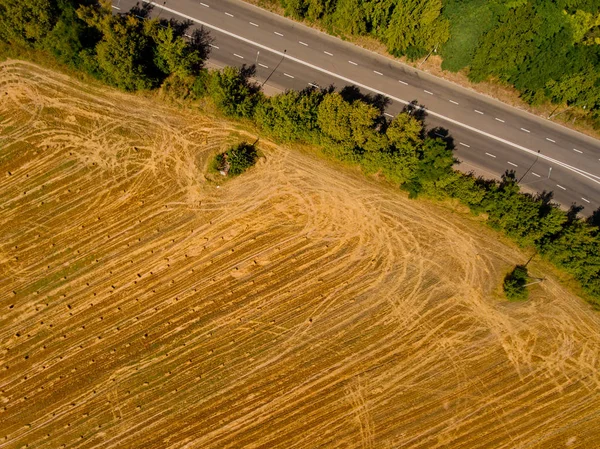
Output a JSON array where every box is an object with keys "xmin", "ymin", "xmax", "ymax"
[
  {"xmin": 273, "ymin": 0, "xmax": 600, "ymax": 129},
  {"xmin": 1, "ymin": 0, "xmax": 599, "ymax": 305}
]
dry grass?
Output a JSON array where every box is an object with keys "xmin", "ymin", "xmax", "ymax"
[{"xmin": 1, "ymin": 60, "xmax": 600, "ymax": 449}]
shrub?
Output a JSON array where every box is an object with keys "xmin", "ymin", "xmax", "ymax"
[
  {"xmin": 503, "ymin": 265, "xmax": 529, "ymax": 301},
  {"xmin": 212, "ymin": 142, "xmax": 258, "ymax": 177}
]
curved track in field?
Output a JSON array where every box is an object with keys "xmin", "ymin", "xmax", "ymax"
[{"xmin": 1, "ymin": 61, "xmax": 600, "ymax": 449}]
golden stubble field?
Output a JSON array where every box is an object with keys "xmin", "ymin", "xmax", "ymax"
[{"xmin": 1, "ymin": 60, "xmax": 600, "ymax": 449}]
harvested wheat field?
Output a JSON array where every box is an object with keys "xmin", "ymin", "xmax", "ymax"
[{"xmin": 1, "ymin": 60, "xmax": 600, "ymax": 449}]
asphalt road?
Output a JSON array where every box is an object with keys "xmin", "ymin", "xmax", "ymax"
[{"xmin": 112, "ymin": 0, "xmax": 600, "ymax": 215}]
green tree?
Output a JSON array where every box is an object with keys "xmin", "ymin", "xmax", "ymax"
[
  {"xmin": 403, "ymin": 137, "xmax": 456, "ymax": 198},
  {"xmin": 331, "ymin": 0, "xmax": 367, "ymax": 35},
  {"xmin": 503, "ymin": 265, "xmax": 529, "ymax": 301},
  {"xmin": 0, "ymin": 0, "xmax": 59, "ymax": 46},
  {"xmin": 363, "ymin": 0, "xmax": 396, "ymax": 40},
  {"xmin": 256, "ymin": 88, "xmax": 324, "ymax": 141},
  {"xmin": 542, "ymin": 217, "xmax": 600, "ymax": 298},
  {"xmin": 317, "ymin": 92, "xmax": 379, "ymax": 148},
  {"xmin": 440, "ymin": 0, "xmax": 499, "ymax": 72},
  {"xmin": 212, "ymin": 142, "xmax": 258, "ymax": 177},
  {"xmin": 147, "ymin": 22, "xmax": 202, "ymax": 78},
  {"xmin": 384, "ymin": 0, "xmax": 449, "ymax": 58},
  {"xmin": 78, "ymin": 3, "xmax": 159, "ymax": 90},
  {"xmin": 42, "ymin": 4, "xmax": 98, "ymax": 70},
  {"xmin": 209, "ymin": 65, "xmax": 261, "ymax": 118},
  {"xmin": 469, "ymin": 5, "xmax": 540, "ymax": 83}
]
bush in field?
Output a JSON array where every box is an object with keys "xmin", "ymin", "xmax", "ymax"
[
  {"xmin": 212, "ymin": 142, "xmax": 258, "ymax": 177},
  {"xmin": 503, "ymin": 265, "xmax": 529, "ymax": 301}
]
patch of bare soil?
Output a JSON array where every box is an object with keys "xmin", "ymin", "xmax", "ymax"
[{"xmin": 1, "ymin": 60, "xmax": 600, "ymax": 448}]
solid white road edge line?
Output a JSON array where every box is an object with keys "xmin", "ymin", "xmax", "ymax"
[{"xmin": 143, "ymin": 0, "xmax": 600, "ymax": 186}]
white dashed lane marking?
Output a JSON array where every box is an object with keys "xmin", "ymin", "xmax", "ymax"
[
  {"xmin": 308, "ymin": 82, "xmax": 319, "ymax": 88},
  {"xmin": 283, "ymin": 73, "xmax": 294, "ymax": 78},
  {"xmin": 147, "ymin": 1, "xmax": 600, "ymax": 191},
  {"xmin": 373, "ymin": 70, "xmax": 383, "ymax": 76},
  {"xmin": 532, "ymin": 172, "xmax": 541, "ymax": 177},
  {"xmin": 384, "ymin": 112, "xmax": 394, "ymax": 118},
  {"xmin": 573, "ymin": 148, "xmax": 583, "ymax": 154},
  {"xmin": 209, "ymin": 44, "xmax": 219, "ymax": 49},
  {"xmin": 546, "ymin": 137, "xmax": 556, "ymax": 143},
  {"xmin": 258, "ymin": 63, "xmax": 268, "ymax": 68},
  {"xmin": 200, "ymin": 2, "xmax": 209, "ymax": 6},
  {"xmin": 495, "ymin": 118, "xmax": 505, "ymax": 123},
  {"xmin": 348, "ymin": 61, "xmax": 358, "ymax": 65},
  {"xmin": 233, "ymin": 53, "xmax": 243, "ymax": 59},
  {"xmin": 249, "ymin": 22, "xmax": 259, "ymax": 27},
  {"xmin": 556, "ymin": 184, "xmax": 567, "ymax": 190},
  {"xmin": 475, "ymin": 110, "xmax": 484, "ymax": 114},
  {"xmin": 111, "ymin": 5, "xmax": 120, "ymax": 9},
  {"xmin": 399, "ymin": 80, "xmax": 408, "ymax": 85},
  {"xmin": 459, "ymin": 142, "xmax": 470, "ymax": 147},
  {"xmin": 324, "ymin": 51, "xmax": 333, "ymax": 56},
  {"xmin": 424, "ymin": 90, "xmax": 433, "ymax": 95},
  {"xmin": 225, "ymin": 12, "xmax": 233, "ymax": 17},
  {"xmin": 508, "ymin": 161, "xmax": 518, "ymax": 167},
  {"xmin": 449, "ymin": 100, "xmax": 459, "ymax": 105},
  {"xmin": 274, "ymin": 31, "xmax": 283, "ymax": 36},
  {"xmin": 520, "ymin": 128, "xmax": 530, "ymax": 133},
  {"xmin": 299, "ymin": 41, "xmax": 308, "ymax": 46},
  {"xmin": 582, "ymin": 197, "xmax": 590, "ymax": 203},
  {"xmin": 485, "ymin": 152, "xmax": 496, "ymax": 158}
]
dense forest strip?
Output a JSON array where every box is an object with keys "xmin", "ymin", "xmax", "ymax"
[
  {"xmin": 248, "ymin": 0, "xmax": 600, "ymax": 133},
  {"xmin": 0, "ymin": 0, "xmax": 598, "ymax": 304}
]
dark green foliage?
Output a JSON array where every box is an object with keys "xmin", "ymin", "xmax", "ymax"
[
  {"xmin": 278, "ymin": 0, "xmax": 449, "ymax": 57},
  {"xmin": 440, "ymin": 0, "xmax": 497, "ymax": 72},
  {"xmin": 209, "ymin": 65, "xmax": 261, "ymax": 118},
  {"xmin": 274, "ymin": 0, "xmax": 600, "ymax": 126},
  {"xmin": 503, "ymin": 265, "xmax": 529, "ymax": 301},
  {"xmin": 255, "ymin": 88, "xmax": 324, "ymax": 141},
  {"xmin": 541, "ymin": 215, "xmax": 600, "ymax": 298},
  {"xmin": 88, "ymin": 13, "xmax": 158, "ymax": 90},
  {"xmin": 213, "ymin": 142, "xmax": 258, "ymax": 177},
  {"xmin": 481, "ymin": 173, "xmax": 567, "ymax": 247},
  {"xmin": 403, "ymin": 137, "xmax": 456, "ymax": 198},
  {"xmin": 0, "ymin": 0, "xmax": 211, "ymax": 91},
  {"xmin": 0, "ymin": 0, "xmax": 60, "ymax": 46},
  {"xmin": 467, "ymin": 1, "xmax": 600, "ymax": 121}
]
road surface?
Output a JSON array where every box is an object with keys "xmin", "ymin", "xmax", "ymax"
[{"xmin": 112, "ymin": 0, "xmax": 600, "ymax": 215}]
